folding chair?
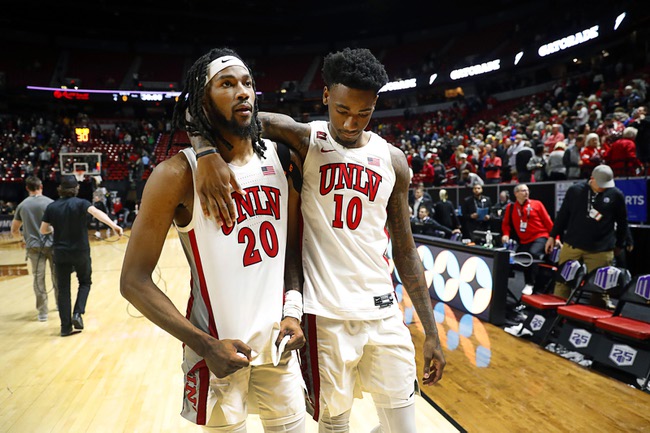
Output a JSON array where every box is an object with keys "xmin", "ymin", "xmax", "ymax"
[
  {"xmin": 551, "ymin": 266, "xmax": 632, "ymax": 360},
  {"xmin": 592, "ymin": 274, "xmax": 650, "ymax": 392},
  {"xmin": 517, "ymin": 260, "xmax": 587, "ymax": 345}
]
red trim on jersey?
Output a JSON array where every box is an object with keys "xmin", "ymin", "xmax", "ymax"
[
  {"xmin": 196, "ymin": 359, "xmax": 209, "ymax": 425},
  {"xmin": 188, "ymin": 229, "xmax": 219, "ymax": 339},
  {"xmin": 304, "ymin": 314, "xmax": 321, "ymax": 421}
]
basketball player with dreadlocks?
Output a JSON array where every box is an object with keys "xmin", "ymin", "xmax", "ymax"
[
  {"xmin": 120, "ymin": 47, "xmax": 307, "ymax": 432},
  {"xmin": 190, "ymin": 48, "xmax": 445, "ymax": 433}
]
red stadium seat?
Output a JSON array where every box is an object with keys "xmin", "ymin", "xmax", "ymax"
[{"xmin": 592, "ymin": 274, "xmax": 650, "ymax": 392}]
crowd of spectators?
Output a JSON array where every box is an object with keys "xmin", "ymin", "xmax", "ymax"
[
  {"xmin": 0, "ymin": 113, "xmax": 166, "ymax": 184},
  {"xmin": 372, "ymin": 68, "xmax": 649, "ymax": 189},
  {"xmin": 1, "ymin": 62, "xmax": 648, "ymax": 223}
]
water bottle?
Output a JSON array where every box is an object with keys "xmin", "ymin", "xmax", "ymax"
[{"xmin": 485, "ymin": 230, "xmax": 493, "ymax": 248}]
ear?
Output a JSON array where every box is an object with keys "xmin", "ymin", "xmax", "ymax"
[{"xmin": 323, "ymin": 86, "xmax": 329, "ymax": 105}]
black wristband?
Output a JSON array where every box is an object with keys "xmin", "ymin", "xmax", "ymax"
[{"xmin": 196, "ymin": 148, "xmax": 219, "ymax": 159}]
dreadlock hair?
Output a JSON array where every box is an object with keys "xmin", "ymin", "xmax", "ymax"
[
  {"xmin": 171, "ymin": 47, "xmax": 266, "ymax": 158},
  {"xmin": 321, "ymin": 48, "xmax": 389, "ymax": 93}
]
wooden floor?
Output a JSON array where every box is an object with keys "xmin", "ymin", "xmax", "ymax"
[{"xmin": 1, "ymin": 229, "xmax": 649, "ymax": 432}]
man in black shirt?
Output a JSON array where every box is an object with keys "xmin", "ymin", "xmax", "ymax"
[
  {"xmin": 461, "ymin": 184, "xmax": 492, "ymax": 239},
  {"xmin": 41, "ymin": 175, "xmax": 123, "ymax": 336},
  {"xmin": 545, "ymin": 165, "xmax": 628, "ymax": 308}
]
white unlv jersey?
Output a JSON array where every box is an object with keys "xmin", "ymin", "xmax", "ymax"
[
  {"xmin": 302, "ymin": 120, "xmax": 398, "ymax": 320},
  {"xmin": 176, "ymin": 144, "xmax": 288, "ymax": 365}
]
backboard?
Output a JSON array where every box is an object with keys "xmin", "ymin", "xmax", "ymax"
[{"xmin": 59, "ymin": 152, "xmax": 102, "ymax": 181}]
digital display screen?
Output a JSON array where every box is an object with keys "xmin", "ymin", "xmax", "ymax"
[{"xmin": 392, "ymin": 235, "xmax": 509, "ymax": 325}]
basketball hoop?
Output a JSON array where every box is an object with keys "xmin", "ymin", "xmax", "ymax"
[{"xmin": 74, "ymin": 170, "xmax": 86, "ymax": 182}]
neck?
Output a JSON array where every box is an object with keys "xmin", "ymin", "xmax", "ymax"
[
  {"xmin": 517, "ymin": 198, "xmax": 526, "ymax": 205},
  {"xmin": 218, "ymin": 136, "xmax": 255, "ymax": 166}
]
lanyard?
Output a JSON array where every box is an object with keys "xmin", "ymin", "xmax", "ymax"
[
  {"xmin": 516, "ymin": 201, "xmax": 531, "ymax": 222},
  {"xmin": 587, "ymin": 189, "xmax": 598, "ymax": 214}
]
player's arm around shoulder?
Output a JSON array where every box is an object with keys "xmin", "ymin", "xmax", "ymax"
[
  {"xmin": 279, "ymin": 146, "xmax": 305, "ymax": 352},
  {"xmin": 259, "ymin": 112, "xmax": 311, "ymax": 161}
]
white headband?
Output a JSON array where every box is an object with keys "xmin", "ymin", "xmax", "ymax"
[{"xmin": 206, "ymin": 56, "xmax": 248, "ymax": 84}]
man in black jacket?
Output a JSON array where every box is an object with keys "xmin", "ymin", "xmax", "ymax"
[{"xmin": 545, "ymin": 165, "xmax": 628, "ymax": 308}]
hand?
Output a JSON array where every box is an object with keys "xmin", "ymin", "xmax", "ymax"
[
  {"xmin": 484, "ymin": 214, "xmax": 490, "ymax": 221},
  {"xmin": 626, "ymin": 244, "xmax": 634, "ymax": 253},
  {"xmin": 202, "ymin": 338, "xmax": 251, "ymax": 378},
  {"xmin": 421, "ymin": 334, "xmax": 445, "ymax": 386},
  {"xmin": 277, "ymin": 317, "xmax": 305, "ymax": 352},
  {"xmin": 452, "ymin": 229, "xmax": 461, "ymax": 234},
  {"xmin": 114, "ymin": 226, "xmax": 124, "ymax": 237},
  {"xmin": 501, "ymin": 235, "xmax": 509, "ymax": 244},
  {"xmin": 196, "ymin": 153, "xmax": 243, "ymax": 227},
  {"xmin": 544, "ymin": 237, "xmax": 555, "ymax": 255},
  {"xmin": 470, "ymin": 212, "xmax": 478, "ymax": 220}
]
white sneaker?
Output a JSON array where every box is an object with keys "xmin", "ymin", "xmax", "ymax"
[
  {"xmin": 522, "ymin": 284, "xmax": 534, "ymax": 295},
  {"xmin": 37, "ymin": 313, "xmax": 47, "ymax": 322},
  {"xmin": 504, "ymin": 323, "xmax": 532, "ymax": 337}
]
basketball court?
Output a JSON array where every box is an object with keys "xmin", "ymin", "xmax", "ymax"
[{"xmin": 1, "ymin": 229, "xmax": 648, "ymax": 432}]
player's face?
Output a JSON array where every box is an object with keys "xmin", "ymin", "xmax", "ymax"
[
  {"xmin": 205, "ymin": 65, "xmax": 256, "ymax": 137},
  {"xmin": 323, "ymin": 84, "xmax": 377, "ymax": 148}
]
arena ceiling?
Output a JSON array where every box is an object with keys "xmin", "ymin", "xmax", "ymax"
[{"xmin": 4, "ymin": 0, "xmax": 636, "ymax": 51}]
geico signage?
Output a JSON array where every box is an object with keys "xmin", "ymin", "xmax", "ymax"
[
  {"xmin": 449, "ymin": 60, "xmax": 500, "ymax": 81},
  {"xmin": 538, "ymin": 25, "xmax": 599, "ymax": 57},
  {"xmin": 379, "ymin": 78, "xmax": 417, "ymax": 93}
]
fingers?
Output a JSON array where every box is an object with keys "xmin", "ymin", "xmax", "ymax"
[
  {"xmin": 229, "ymin": 169, "xmax": 244, "ymax": 196},
  {"xmin": 284, "ymin": 332, "xmax": 306, "ymax": 351}
]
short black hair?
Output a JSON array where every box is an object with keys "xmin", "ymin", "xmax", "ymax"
[
  {"xmin": 322, "ymin": 48, "xmax": 388, "ymax": 93},
  {"xmin": 172, "ymin": 47, "xmax": 266, "ymax": 157}
]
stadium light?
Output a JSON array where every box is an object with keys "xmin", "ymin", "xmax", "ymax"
[
  {"xmin": 514, "ymin": 52, "xmax": 524, "ymax": 66},
  {"xmin": 429, "ymin": 73, "xmax": 438, "ymax": 85},
  {"xmin": 614, "ymin": 12, "xmax": 626, "ymax": 30}
]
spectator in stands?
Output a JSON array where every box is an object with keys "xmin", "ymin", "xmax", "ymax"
[
  {"xmin": 546, "ymin": 165, "xmax": 628, "ymax": 309},
  {"xmin": 545, "ymin": 142, "xmax": 567, "ymax": 180},
  {"xmin": 543, "ymin": 124, "xmax": 565, "ymax": 154},
  {"xmin": 564, "ymin": 134, "xmax": 584, "ymax": 179},
  {"xmin": 515, "ymin": 141, "xmax": 534, "ymax": 182},
  {"xmin": 580, "ymin": 133, "xmax": 603, "ymax": 177},
  {"xmin": 527, "ymin": 145, "xmax": 547, "ymax": 182},
  {"xmin": 507, "ymin": 134, "xmax": 525, "ymax": 181},
  {"xmin": 604, "ymin": 126, "xmax": 641, "ymax": 176},
  {"xmin": 629, "ymin": 106, "xmax": 650, "ymax": 165},
  {"xmin": 431, "ymin": 154, "xmax": 447, "ymax": 186},
  {"xmin": 501, "ymin": 183, "xmax": 554, "ymax": 295},
  {"xmin": 40, "ymin": 175, "xmax": 123, "ymax": 336},
  {"xmin": 575, "ymin": 101, "xmax": 589, "ymax": 129},
  {"xmin": 461, "ymin": 183, "xmax": 492, "ymax": 238},
  {"xmin": 458, "ymin": 168, "xmax": 484, "ymax": 188},
  {"xmin": 433, "ymin": 189, "xmax": 461, "ymax": 233},
  {"xmin": 11, "ymin": 176, "xmax": 58, "ymax": 322},
  {"xmin": 595, "ymin": 113, "xmax": 624, "ymax": 150},
  {"xmin": 482, "ymin": 148, "xmax": 502, "ymax": 184},
  {"xmin": 565, "ymin": 129, "xmax": 577, "ymax": 147}
]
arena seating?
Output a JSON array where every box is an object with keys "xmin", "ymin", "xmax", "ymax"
[
  {"xmin": 551, "ymin": 266, "xmax": 632, "ymax": 359},
  {"xmin": 518, "ymin": 260, "xmax": 587, "ymax": 344},
  {"xmin": 592, "ymin": 274, "xmax": 650, "ymax": 392}
]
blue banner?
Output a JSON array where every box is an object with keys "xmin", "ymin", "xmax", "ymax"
[{"xmin": 614, "ymin": 178, "xmax": 647, "ymax": 223}]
